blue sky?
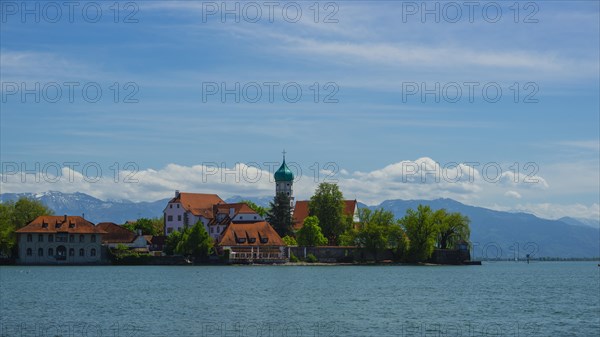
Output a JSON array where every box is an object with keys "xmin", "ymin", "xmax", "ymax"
[{"xmin": 1, "ymin": 1, "xmax": 599, "ymax": 220}]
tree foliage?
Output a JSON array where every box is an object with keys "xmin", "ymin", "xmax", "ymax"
[
  {"xmin": 164, "ymin": 230, "xmax": 183, "ymax": 256},
  {"xmin": 175, "ymin": 221, "xmax": 213, "ymax": 260},
  {"xmin": 400, "ymin": 205, "xmax": 439, "ymax": 263},
  {"xmin": 240, "ymin": 200, "xmax": 268, "ymax": 217},
  {"xmin": 266, "ymin": 193, "xmax": 293, "ymax": 237},
  {"xmin": 0, "ymin": 198, "xmax": 54, "ymax": 257},
  {"xmin": 296, "ymin": 216, "xmax": 328, "ymax": 247},
  {"xmin": 123, "ymin": 217, "xmax": 163, "ymax": 236},
  {"xmin": 282, "ymin": 235, "xmax": 297, "ymax": 246},
  {"xmin": 353, "ymin": 208, "xmax": 408, "ymax": 261},
  {"xmin": 434, "ymin": 210, "xmax": 470, "ymax": 249},
  {"xmin": 308, "ymin": 182, "xmax": 348, "ymax": 245}
]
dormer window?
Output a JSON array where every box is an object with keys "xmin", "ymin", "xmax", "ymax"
[
  {"xmin": 42, "ymin": 222, "xmax": 48, "ymax": 228},
  {"xmin": 234, "ymin": 232, "xmax": 246, "ymax": 244},
  {"xmin": 260, "ymin": 237, "xmax": 268, "ymax": 244},
  {"xmin": 69, "ymin": 222, "xmax": 75, "ymax": 228}
]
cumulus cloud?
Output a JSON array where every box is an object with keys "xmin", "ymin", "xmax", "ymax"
[
  {"xmin": 504, "ymin": 191, "xmax": 522, "ymax": 199},
  {"xmin": 1, "ymin": 157, "xmax": 555, "ymax": 207}
]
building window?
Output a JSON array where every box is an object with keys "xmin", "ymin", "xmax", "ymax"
[
  {"xmin": 79, "ymin": 234, "xmax": 84, "ymax": 243},
  {"xmin": 177, "ymin": 215, "xmax": 182, "ymax": 221},
  {"xmin": 240, "ymin": 216, "xmax": 243, "ymax": 220},
  {"xmin": 170, "ymin": 204, "xmax": 172, "ymax": 208},
  {"xmin": 177, "ymin": 204, "xmax": 180, "ymax": 208},
  {"xmin": 91, "ymin": 249, "xmax": 96, "ymax": 257},
  {"xmin": 69, "ymin": 234, "xmax": 74, "ymax": 243},
  {"xmin": 48, "ymin": 248, "xmax": 53, "ymax": 256},
  {"xmin": 69, "ymin": 248, "xmax": 74, "ymax": 256},
  {"xmin": 167, "ymin": 227, "xmax": 173, "ymax": 234},
  {"xmin": 210, "ymin": 227, "xmax": 214, "ymax": 233},
  {"xmin": 56, "ymin": 246, "xmax": 66, "ymax": 260},
  {"xmin": 91, "ymin": 235, "xmax": 96, "ymax": 243},
  {"xmin": 27, "ymin": 234, "xmax": 32, "ymax": 242},
  {"xmin": 38, "ymin": 248, "xmax": 43, "ymax": 256},
  {"xmin": 26, "ymin": 248, "xmax": 32, "ymax": 256},
  {"xmin": 38, "ymin": 234, "xmax": 43, "ymax": 242},
  {"xmin": 79, "ymin": 248, "xmax": 85, "ymax": 257},
  {"xmin": 48, "ymin": 234, "xmax": 54, "ymax": 242},
  {"xmin": 167, "ymin": 215, "xmax": 173, "ymax": 221}
]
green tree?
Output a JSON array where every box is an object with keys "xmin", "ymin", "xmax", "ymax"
[
  {"xmin": 308, "ymin": 182, "xmax": 347, "ymax": 245},
  {"xmin": 355, "ymin": 208, "xmax": 407, "ymax": 261},
  {"xmin": 266, "ymin": 193, "xmax": 293, "ymax": 237},
  {"xmin": 164, "ymin": 230, "xmax": 183, "ymax": 255},
  {"xmin": 435, "ymin": 210, "xmax": 470, "ymax": 249},
  {"xmin": 176, "ymin": 221, "xmax": 213, "ymax": 260},
  {"xmin": 123, "ymin": 217, "xmax": 163, "ymax": 236},
  {"xmin": 296, "ymin": 216, "xmax": 328, "ymax": 247},
  {"xmin": 400, "ymin": 205, "xmax": 438, "ymax": 263},
  {"xmin": 0, "ymin": 198, "xmax": 53, "ymax": 257},
  {"xmin": 0, "ymin": 202, "xmax": 16, "ymax": 257},
  {"xmin": 282, "ymin": 235, "xmax": 297, "ymax": 246},
  {"xmin": 240, "ymin": 200, "xmax": 268, "ymax": 217}
]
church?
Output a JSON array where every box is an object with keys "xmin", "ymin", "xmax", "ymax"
[{"xmin": 273, "ymin": 153, "xmax": 360, "ymax": 229}]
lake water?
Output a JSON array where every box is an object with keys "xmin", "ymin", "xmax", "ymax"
[{"xmin": 1, "ymin": 262, "xmax": 598, "ymax": 337}]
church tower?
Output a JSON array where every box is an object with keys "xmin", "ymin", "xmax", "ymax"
[{"xmin": 274, "ymin": 151, "xmax": 294, "ymax": 206}]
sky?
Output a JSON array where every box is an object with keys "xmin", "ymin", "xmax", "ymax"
[{"xmin": 0, "ymin": 0, "xmax": 599, "ymax": 220}]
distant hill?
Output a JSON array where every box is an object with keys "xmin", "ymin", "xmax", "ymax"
[
  {"xmin": 0, "ymin": 191, "xmax": 169, "ymax": 225},
  {"xmin": 559, "ymin": 216, "xmax": 600, "ymax": 229},
  {"xmin": 2, "ymin": 192, "xmax": 598, "ymax": 258}
]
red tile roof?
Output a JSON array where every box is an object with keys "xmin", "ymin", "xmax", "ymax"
[
  {"xmin": 216, "ymin": 203, "xmax": 258, "ymax": 215},
  {"xmin": 292, "ymin": 201, "xmax": 310, "ymax": 230},
  {"xmin": 292, "ymin": 200, "xmax": 358, "ymax": 229},
  {"xmin": 96, "ymin": 222, "xmax": 136, "ymax": 243},
  {"xmin": 16, "ymin": 216, "xmax": 106, "ymax": 234},
  {"xmin": 169, "ymin": 192, "xmax": 225, "ymax": 218},
  {"xmin": 219, "ymin": 221, "xmax": 285, "ymax": 247}
]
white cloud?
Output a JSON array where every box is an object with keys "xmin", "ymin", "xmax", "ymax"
[
  {"xmin": 2, "ymin": 156, "xmax": 576, "ymax": 217},
  {"xmin": 504, "ymin": 191, "xmax": 522, "ymax": 199}
]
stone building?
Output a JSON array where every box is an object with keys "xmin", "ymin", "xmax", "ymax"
[{"xmin": 16, "ymin": 215, "xmax": 106, "ymax": 264}]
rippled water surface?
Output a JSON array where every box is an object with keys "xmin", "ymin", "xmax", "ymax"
[{"xmin": 1, "ymin": 262, "xmax": 598, "ymax": 336}]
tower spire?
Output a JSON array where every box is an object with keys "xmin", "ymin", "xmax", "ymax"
[{"xmin": 282, "ymin": 149, "xmax": 286, "ymax": 161}]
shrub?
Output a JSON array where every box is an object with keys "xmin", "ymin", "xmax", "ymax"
[
  {"xmin": 289, "ymin": 253, "xmax": 299, "ymax": 262},
  {"xmin": 306, "ymin": 253, "xmax": 318, "ymax": 263}
]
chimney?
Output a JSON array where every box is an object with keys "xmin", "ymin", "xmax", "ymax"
[
  {"xmin": 64, "ymin": 214, "xmax": 67, "ymax": 222},
  {"xmin": 82, "ymin": 213, "xmax": 85, "ymax": 219},
  {"xmin": 175, "ymin": 190, "xmax": 180, "ymax": 198}
]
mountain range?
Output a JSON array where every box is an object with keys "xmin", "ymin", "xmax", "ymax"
[{"xmin": 1, "ymin": 191, "xmax": 598, "ymax": 258}]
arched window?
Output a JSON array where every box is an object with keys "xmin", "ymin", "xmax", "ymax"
[
  {"xmin": 91, "ymin": 235, "xmax": 96, "ymax": 243},
  {"xmin": 79, "ymin": 248, "xmax": 84, "ymax": 257},
  {"xmin": 69, "ymin": 248, "xmax": 74, "ymax": 256},
  {"xmin": 27, "ymin": 234, "xmax": 32, "ymax": 242},
  {"xmin": 38, "ymin": 248, "xmax": 43, "ymax": 256},
  {"xmin": 79, "ymin": 234, "xmax": 84, "ymax": 243},
  {"xmin": 90, "ymin": 248, "xmax": 96, "ymax": 257},
  {"xmin": 48, "ymin": 248, "xmax": 54, "ymax": 256},
  {"xmin": 26, "ymin": 248, "xmax": 32, "ymax": 256}
]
